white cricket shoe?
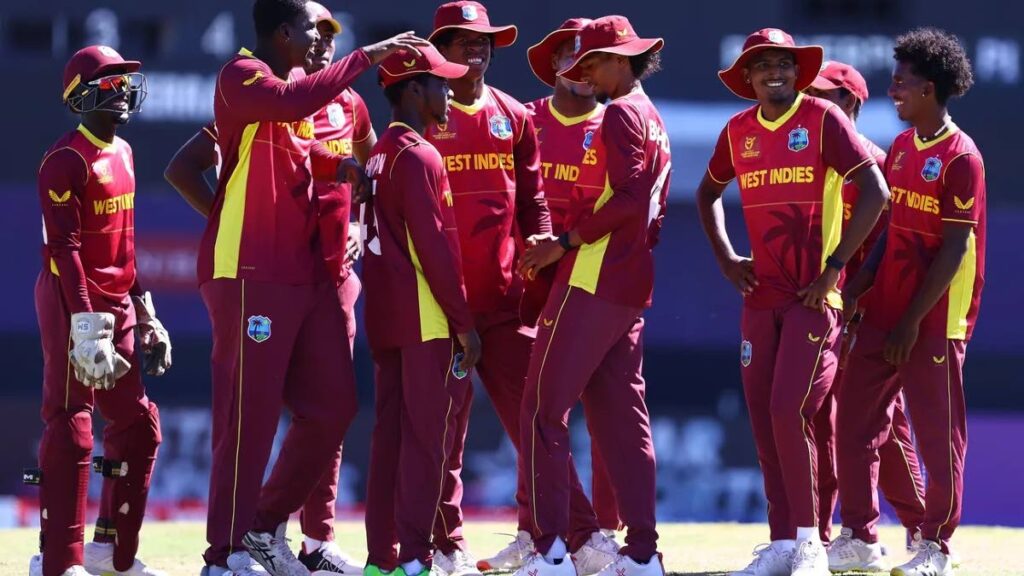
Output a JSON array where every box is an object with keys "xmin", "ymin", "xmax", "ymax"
[
  {"xmin": 477, "ymin": 531, "xmax": 534, "ymax": 572},
  {"xmin": 827, "ymin": 528, "xmax": 886, "ymax": 572},
  {"xmin": 436, "ymin": 549, "xmax": 482, "ymax": 576},
  {"xmin": 511, "ymin": 553, "xmax": 576, "ymax": 576},
  {"xmin": 573, "ymin": 532, "xmax": 620, "ymax": 576},
  {"xmin": 891, "ymin": 539, "xmax": 953, "ymax": 576},
  {"xmin": 595, "ymin": 554, "xmax": 664, "ymax": 576},
  {"xmin": 730, "ymin": 542, "xmax": 794, "ymax": 576},
  {"xmin": 906, "ymin": 532, "xmax": 960, "ymax": 570},
  {"xmin": 84, "ymin": 541, "xmax": 167, "ymax": 576},
  {"xmin": 243, "ymin": 523, "xmax": 310, "ymax": 576},
  {"xmin": 200, "ymin": 551, "xmax": 271, "ymax": 576},
  {"xmin": 30, "ymin": 557, "xmax": 91, "ymax": 576},
  {"xmin": 298, "ymin": 541, "xmax": 362, "ymax": 575},
  {"xmin": 790, "ymin": 539, "xmax": 829, "ymax": 576}
]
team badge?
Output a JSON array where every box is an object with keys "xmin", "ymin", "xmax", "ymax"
[
  {"xmin": 489, "ymin": 114, "xmax": 513, "ymax": 140},
  {"xmin": 582, "ymin": 130, "xmax": 594, "ymax": 150},
  {"xmin": 787, "ymin": 127, "xmax": 809, "ymax": 152},
  {"xmin": 461, "ymin": 5, "xmax": 478, "ymax": 20},
  {"xmin": 740, "ymin": 340, "xmax": 752, "ymax": 367},
  {"xmin": 767, "ymin": 29, "xmax": 785, "ymax": 44},
  {"xmin": 246, "ymin": 315, "xmax": 272, "ymax": 343},
  {"xmin": 574, "ymin": 33, "xmax": 581, "ymax": 55},
  {"xmin": 97, "ymin": 46, "xmax": 121, "ymax": 58},
  {"xmin": 326, "ymin": 103, "xmax": 344, "ymax": 128},
  {"xmin": 921, "ymin": 156, "xmax": 942, "ymax": 182}
]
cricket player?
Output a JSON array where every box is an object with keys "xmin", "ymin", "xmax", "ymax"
[
  {"xmin": 516, "ymin": 15, "xmax": 669, "ymax": 576},
  {"xmin": 32, "ymin": 45, "xmax": 170, "ymax": 576},
  {"xmin": 165, "ymin": 6, "xmax": 371, "ymax": 570},
  {"xmin": 695, "ymin": 28, "xmax": 889, "ymax": 576},
  {"xmin": 836, "ymin": 28, "xmax": 984, "ymax": 576},
  {"xmin": 423, "ymin": 3, "xmax": 552, "ymax": 573},
  {"xmin": 804, "ymin": 61, "xmax": 927, "ymax": 571},
  {"xmin": 361, "ymin": 44, "xmax": 483, "ymax": 576},
  {"xmin": 196, "ymin": 0, "xmax": 427, "ymax": 573}
]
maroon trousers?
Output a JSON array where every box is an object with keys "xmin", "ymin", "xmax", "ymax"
[
  {"xmin": 521, "ymin": 284, "xmax": 657, "ymax": 561},
  {"xmin": 837, "ymin": 323, "xmax": 967, "ymax": 553},
  {"xmin": 201, "ymin": 279, "xmax": 357, "ymax": 567}
]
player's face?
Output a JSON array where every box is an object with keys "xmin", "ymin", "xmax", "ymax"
[
  {"xmin": 439, "ymin": 30, "xmax": 492, "ymax": 79},
  {"xmin": 577, "ymin": 52, "xmax": 621, "ymax": 103},
  {"xmin": 422, "ymin": 75, "xmax": 453, "ymax": 125},
  {"xmin": 90, "ymin": 73, "xmax": 133, "ymax": 125},
  {"xmin": 746, "ymin": 49, "xmax": 798, "ymax": 104},
  {"xmin": 306, "ymin": 22, "xmax": 336, "ymax": 73},
  {"xmin": 284, "ymin": 4, "xmax": 322, "ymax": 69},
  {"xmin": 553, "ymin": 39, "xmax": 593, "ymax": 98},
  {"xmin": 889, "ymin": 61, "xmax": 931, "ymax": 122}
]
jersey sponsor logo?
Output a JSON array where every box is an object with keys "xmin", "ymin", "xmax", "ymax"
[
  {"xmin": 921, "ymin": 156, "xmax": 942, "ymax": 182},
  {"xmin": 93, "ymin": 159, "xmax": 113, "ymax": 184},
  {"xmin": 787, "ymin": 127, "xmax": 809, "ymax": 152},
  {"xmin": 741, "ymin": 135, "xmax": 760, "ymax": 159},
  {"xmin": 740, "ymin": 340, "xmax": 752, "ymax": 367},
  {"xmin": 461, "ymin": 5, "xmax": 478, "ymax": 20},
  {"xmin": 807, "ymin": 331, "xmax": 822, "ymax": 343},
  {"xmin": 738, "ymin": 166, "xmax": 815, "ymax": 189},
  {"xmin": 48, "ymin": 189, "xmax": 71, "ymax": 204},
  {"xmin": 542, "ymin": 318, "xmax": 554, "ymax": 327},
  {"xmin": 582, "ymin": 130, "xmax": 594, "ymax": 150},
  {"xmin": 953, "ymin": 196, "xmax": 975, "ymax": 211},
  {"xmin": 93, "ymin": 192, "xmax": 135, "ymax": 216},
  {"xmin": 933, "ymin": 355, "xmax": 946, "ymax": 364},
  {"xmin": 489, "ymin": 114, "xmax": 513, "ymax": 140},
  {"xmin": 326, "ymin": 103, "xmax": 345, "ymax": 128},
  {"xmin": 246, "ymin": 315, "xmax": 272, "ymax": 343},
  {"xmin": 242, "ymin": 71, "xmax": 265, "ymax": 86},
  {"xmin": 891, "ymin": 185, "xmax": 939, "ymax": 215}
]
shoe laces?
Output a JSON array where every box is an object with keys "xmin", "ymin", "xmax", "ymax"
[
  {"xmin": 904, "ymin": 544, "xmax": 942, "ymax": 571},
  {"xmin": 793, "ymin": 541, "xmax": 821, "ymax": 566},
  {"xmin": 495, "ymin": 532, "xmax": 533, "ymax": 556},
  {"xmin": 586, "ymin": 533, "xmax": 620, "ymax": 556},
  {"xmin": 320, "ymin": 542, "xmax": 355, "ymax": 566},
  {"xmin": 740, "ymin": 544, "xmax": 773, "ymax": 571}
]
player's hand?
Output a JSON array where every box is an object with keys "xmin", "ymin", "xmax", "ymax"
[
  {"xmin": 456, "ymin": 329, "xmax": 482, "ymax": 374},
  {"xmin": 518, "ymin": 239, "xmax": 566, "ymax": 281},
  {"xmin": 69, "ymin": 312, "xmax": 131, "ymax": 390},
  {"xmin": 719, "ymin": 255, "xmax": 758, "ymax": 295},
  {"xmin": 883, "ymin": 318, "xmax": 920, "ymax": 366},
  {"xmin": 133, "ymin": 291, "xmax": 173, "ymax": 376},
  {"xmin": 525, "ymin": 233, "xmax": 557, "ymax": 247},
  {"xmin": 340, "ymin": 158, "xmax": 371, "ymax": 204},
  {"xmin": 838, "ymin": 311, "xmax": 862, "ymax": 371},
  {"xmin": 797, "ymin": 267, "xmax": 840, "ymax": 313},
  {"xmin": 361, "ymin": 32, "xmax": 432, "ymax": 65},
  {"xmin": 345, "ymin": 225, "xmax": 362, "ymax": 264}
]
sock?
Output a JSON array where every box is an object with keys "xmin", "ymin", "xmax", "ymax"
[
  {"xmin": 89, "ymin": 541, "xmax": 114, "ymax": 549},
  {"xmin": 402, "ymin": 559, "xmax": 425, "ymax": 575},
  {"xmin": 304, "ymin": 537, "xmax": 324, "ymax": 554},
  {"xmin": 796, "ymin": 527, "xmax": 820, "ymax": 543},
  {"xmin": 545, "ymin": 537, "xmax": 567, "ymax": 563},
  {"xmin": 600, "ymin": 529, "xmax": 616, "ymax": 539},
  {"xmin": 772, "ymin": 539, "xmax": 796, "ymax": 551}
]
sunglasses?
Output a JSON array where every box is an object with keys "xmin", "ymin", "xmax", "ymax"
[{"xmin": 89, "ymin": 73, "xmax": 144, "ymax": 92}]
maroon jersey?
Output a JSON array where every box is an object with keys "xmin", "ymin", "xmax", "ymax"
[
  {"xmin": 197, "ymin": 48, "xmax": 370, "ymax": 285},
  {"xmin": 362, "ymin": 123, "xmax": 473, "ymax": 350},
  {"xmin": 38, "ymin": 124, "xmax": 137, "ymax": 312},
  {"xmin": 842, "ymin": 135, "xmax": 889, "ymax": 282},
  {"xmin": 865, "ymin": 124, "xmax": 986, "ymax": 340},
  {"xmin": 526, "ymin": 96, "xmax": 604, "ymax": 233},
  {"xmin": 707, "ymin": 93, "xmax": 874, "ymax": 310},
  {"xmin": 425, "ymin": 85, "xmax": 551, "ymax": 313},
  {"xmin": 556, "ymin": 88, "xmax": 672, "ymax": 309}
]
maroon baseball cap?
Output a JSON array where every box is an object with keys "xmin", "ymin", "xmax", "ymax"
[
  {"xmin": 429, "ymin": 1, "xmax": 517, "ymax": 48},
  {"xmin": 558, "ymin": 15, "xmax": 664, "ymax": 83},
  {"xmin": 527, "ymin": 18, "xmax": 592, "ymax": 87},
  {"xmin": 718, "ymin": 28, "xmax": 823, "ymax": 100},
  {"xmin": 809, "ymin": 60, "xmax": 869, "ymax": 103},
  {"xmin": 378, "ymin": 44, "xmax": 469, "ymax": 88},
  {"xmin": 62, "ymin": 45, "xmax": 141, "ymax": 102},
  {"xmin": 308, "ymin": 1, "xmax": 342, "ymax": 35}
]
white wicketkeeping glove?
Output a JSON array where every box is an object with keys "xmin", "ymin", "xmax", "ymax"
[
  {"xmin": 132, "ymin": 291, "xmax": 172, "ymax": 376},
  {"xmin": 69, "ymin": 312, "xmax": 132, "ymax": 390}
]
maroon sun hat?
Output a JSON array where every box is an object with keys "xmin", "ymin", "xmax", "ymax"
[
  {"xmin": 718, "ymin": 28, "xmax": 823, "ymax": 100},
  {"xmin": 378, "ymin": 43, "xmax": 469, "ymax": 88},
  {"xmin": 527, "ymin": 18, "xmax": 593, "ymax": 87},
  {"xmin": 809, "ymin": 60, "xmax": 870, "ymax": 103},
  {"xmin": 557, "ymin": 15, "xmax": 663, "ymax": 83},
  {"xmin": 428, "ymin": 1, "xmax": 517, "ymax": 48},
  {"xmin": 62, "ymin": 45, "xmax": 141, "ymax": 102}
]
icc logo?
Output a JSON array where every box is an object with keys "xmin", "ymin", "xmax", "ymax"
[{"xmin": 246, "ymin": 315, "xmax": 272, "ymax": 343}]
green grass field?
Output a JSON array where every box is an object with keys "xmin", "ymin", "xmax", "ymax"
[{"xmin": 4, "ymin": 521, "xmax": 1023, "ymax": 576}]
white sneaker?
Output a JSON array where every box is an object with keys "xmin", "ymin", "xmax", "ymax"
[
  {"xmin": 906, "ymin": 532, "xmax": 959, "ymax": 570},
  {"xmin": 84, "ymin": 541, "xmax": 167, "ymax": 576},
  {"xmin": 30, "ymin": 554, "xmax": 42, "ymax": 576},
  {"xmin": 478, "ymin": 531, "xmax": 534, "ymax": 572},
  {"xmin": 891, "ymin": 540, "xmax": 953, "ymax": 576},
  {"xmin": 440, "ymin": 549, "xmax": 482, "ymax": 576},
  {"xmin": 573, "ymin": 532, "xmax": 620, "ymax": 576},
  {"xmin": 730, "ymin": 543, "xmax": 794, "ymax": 576},
  {"xmin": 827, "ymin": 528, "xmax": 886, "ymax": 572},
  {"xmin": 223, "ymin": 551, "xmax": 272, "ymax": 576},
  {"xmin": 298, "ymin": 541, "xmax": 362, "ymax": 575},
  {"xmin": 243, "ymin": 523, "xmax": 310, "ymax": 576},
  {"xmin": 595, "ymin": 554, "xmax": 664, "ymax": 576},
  {"xmin": 511, "ymin": 553, "xmax": 576, "ymax": 576},
  {"xmin": 790, "ymin": 540, "xmax": 829, "ymax": 576}
]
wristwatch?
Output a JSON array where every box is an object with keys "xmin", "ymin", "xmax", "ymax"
[
  {"xmin": 825, "ymin": 253, "xmax": 845, "ymax": 271},
  {"xmin": 558, "ymin": 232, "xmax": 574, "ymax": 251}
]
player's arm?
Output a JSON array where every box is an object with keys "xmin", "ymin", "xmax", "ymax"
[
  {"xmin": 311, "ymin": 143, "xmax": 370, "ymax": 203},
  {"xmin": 38, "ymin": 148, "xmax": 92, "ymax": 313},
  {"xmin": 164, "ymin": 126, "xmax": 218, "ymax": 218},
  {"xmin": 351, "ymin": 91, "xmax": 377, "ymax": 165},
  {"xmin": 513, "ymin": 111, "xmax": 552, "ymax": 238},
  {"xmin": 884, "ymin": 153, "xmax": 983, "ymax": 364}
]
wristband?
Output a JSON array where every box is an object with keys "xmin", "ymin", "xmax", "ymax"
[
  {"xmin": 825, "ymin": 254, "xmax": 845, "ymax": 271},
  {"xmin": 558, "ymin": 232, "xmax": 574, "ymax": 251}
]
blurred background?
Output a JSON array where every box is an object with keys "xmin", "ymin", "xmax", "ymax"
[{"xmin": 1, "ymin": 0, "xmax": 1021, "ymax": 529}]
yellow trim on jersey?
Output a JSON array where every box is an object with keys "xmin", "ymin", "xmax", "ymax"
[
  {"xmin": 213, "ymin": 122, "xmax": 259, "ymax": 279},
  {"xmin": 756, "ymin": 92, "xmax": 804, "ymax": 132},
  {"xmin": 50, "ymin": 258, "xmax": 60, "ymax": 276},
  {"xmin": 568, "ymin": 176, "xmax": 614, "ymax": 294},
  {"xmin": 547, "ymin": 97, "xmax": 602, "ymax": 127},
  {"xmin": 707, "ymin": 167, "xmax": 733, "ymax": 185},
  {"xmin": 77, "ymin": 124, "xmax": 113, "ymax": 150},
  {"xmin": 914, "ymin": 122, "xmax": 959, "ymax": 151},
  {"xmin": 945, "ymin": 229, "xmax": 976, "ymax": 340},
  {"xmin": 407, "ymin": 226, "xmax": 450, "ymax": 342},
  {"xmin": 449, "ymin": 88, "xmax": 489, "ymax": 115},
  {"xmin": 820, "ymin": 167, "xmax": 844, "ymax": 310}
]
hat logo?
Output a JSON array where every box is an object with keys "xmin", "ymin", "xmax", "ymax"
[
  {"xmin": 767, "ymin": 29, "xmax": 785, "ymax": 44},
  {"xmin": 97, "ymin": 46, "xmax": 120, "ymax": 58},
  {"xmin": 616, "ymin": 28, "xmax": 629, "ymax": 38},
  {"xmin": 574, "ymin": 34, "xmax": 581, "ymax": 55},
  {"xmin": 787, "ymin": 127, "xmax": 809, "ymax": 152},
  {"xmin": 462, "ymin": 5, "xmax": 478, "ymax": 21},
  {"xmin": 403, "ymin": 59, "xmax": 417, "ymax": 68}
]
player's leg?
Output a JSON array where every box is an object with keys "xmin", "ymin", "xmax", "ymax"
[
  {"xmin": 340, "ymin": 272, "xmax": 361, "ymax": 354},
  {"xmin": 200, "ymin": 279, "xmax": 304, "ymax": 569},
  {"xmin": 813, "ymin": 385, "xmax": 837, "ymax": 543},
  {"xmin": 35, "ymin": 271, "xmax": 95, "ymax": 576},
  {"xmin": 432, "ymin": 382, "xmax": 472, "ymax": 558},
  {"xmin": 876, "ymin": 391, "xmax": 926, "ymax": 540},
  {"xmin": 365, "ymin": 348, "xmax": 403, "ymax": 572},
  {"xmin": 586, "ymin": 430, "xmax": 620, "ymax": 532}
]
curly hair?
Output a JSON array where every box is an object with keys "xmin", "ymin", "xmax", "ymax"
[
  {"xmin": 629, "ymin": 50, "xmax": 662, "ymax": 80},
  {"xmin": 893, "ymin": 27, "xmax": 974, "ymax": 105}
]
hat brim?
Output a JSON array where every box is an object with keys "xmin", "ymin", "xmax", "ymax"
[
  {"xmin": 718, "ymin": 44, "xmax": 823, "ymax": 100},
  {"xmin": 557, "ymin": 37, "xmax": 663, "ymax": 83},
  {"xmin": 379, "ymin": 61, "xmax": 469, "ymax": 88},
  {"xmin": 527, "ymin": 28, "xmax": 578, "ymax": 87},
  {"xmin": 808, "ymin": 75, "xmax": 843, "ymax": 92},
  {"xmin": 428, "ymin": 24, "xmax": 518, "ymax": 48},
  {"xmin": 317, "ymin": 17, "xmax": 343, "ymax": 35}
]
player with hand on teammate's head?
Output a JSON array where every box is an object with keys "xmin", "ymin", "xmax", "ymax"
[
  {"xmin": 32, "ymin": 44, "xmax": 167, "ymax": 576},
  {"xmin": 695, "ymin": 28, "xmax": 889, "ymax": 576},
  {"xmin": 835, "ymin": 28, "xmax": 984, "ymax": 576}
]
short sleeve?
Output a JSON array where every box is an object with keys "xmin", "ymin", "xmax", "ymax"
[
  {"xmin": 821, "ymin": 105, "xmax": 874, "ymax": 177},
  {"xmin": 350, "ymin": 91, "xmax": 373, "ymax": 143},
  {"xmin": 707, "ymin": 125, "xmax": 735, "ymax": 184},
  {"xmin": 941, "ymin": 153, "xmax": 984, "ymax": 224}
]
